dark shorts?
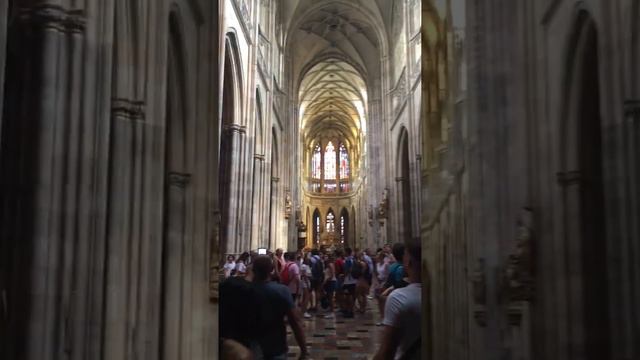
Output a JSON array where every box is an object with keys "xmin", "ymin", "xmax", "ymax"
[
  {"xmin": 324, "ymin": 280, "xmax": 337, "ymax": 294},
  {"xmin": 342, "ymin": 284, "xmax": 356, "ymax": 295},
  {"xmin": 311, "ymin": 278, "xmax": 323, "ymax": 289}
]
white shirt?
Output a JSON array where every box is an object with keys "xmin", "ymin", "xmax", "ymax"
[
  {"xmin": 382, "ymin": 283, "xmax": 422, "ymax": 359},
  {"xmin": 376, "ymin": 261, "xmax": 389, "ymax": 282},
  {"xmin": 300, "ymin": 263, "xmax": 311, "ymax": 279},
  {"xmin": 223, "ymin": 261, "xmax": 236, "ymax": 277},
  {"xmin": 234, "ymin": 261, "xmax": 246, "ymax": 274}
]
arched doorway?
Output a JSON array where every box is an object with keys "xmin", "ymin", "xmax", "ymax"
[
  {"xmin": 312, "ymin": 208, "xmax": 321, "ymax": 248},
  {"xmin": 562, "ymin": 11, "xmax": 609, "ymax": 359},
  {"xmin": 398, "ymin": 128, "xmax": 413, "ymax": 242},
  {"xmin": 324, "ymin": 208, "xmax": 336, "ymax": 246}
]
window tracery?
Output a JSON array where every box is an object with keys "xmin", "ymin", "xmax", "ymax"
[
  {"xmin": 308, "ymin": 139, "xmax": 351, "ymax": 193},
  {"xmin": 324, "ymin": 141, "xmax": 336, "ymax": 180}
]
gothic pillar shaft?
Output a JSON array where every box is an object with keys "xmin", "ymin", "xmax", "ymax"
[
  {"xmin": 162, "ymin": 173, "xmax": 190, "ymax": 360},
  {"xmin": 11, "ymin": 4, "xmax": 87, "ymax": 359},
  {"xmin": 251, "ymin": 155, "xmax": 265, "ymax": 250},
  {"xmin": 103, "ymin": 100, "xmax": 142, "ymax": 360},
  {"xmin": 224, "ymin": 125, "xmax": 243, "ymax": 254},
  {"xmin": 62, "ymin": 20, "xmax": 87, "ymax": 360}
]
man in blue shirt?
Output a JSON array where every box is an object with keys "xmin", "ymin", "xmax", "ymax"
[{"xmin": 252, "ymin": 256, "xmax": 309, "ymax": 359}]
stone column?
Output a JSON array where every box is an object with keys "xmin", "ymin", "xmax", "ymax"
[
  {"xmin": 4, "ymin": 5, "xmax": 89, "ymax": 360},
  {"xmin": 270, "ymin": 177, "xmax": 280, "ymax": 250},
  {"xmin": 224, "ymin": 124, "xmax": 245, "ymax": 254},
  {"xmin": 162, "ymin": 172, "xmax": 191, "ymax": 360},
  {"xmin": 104, "ymin": 99, "xmax": 144, "ymax": 360},
  {"xmin": 251, "ymin": 154, "xmax": 265, "ymax": 250}
]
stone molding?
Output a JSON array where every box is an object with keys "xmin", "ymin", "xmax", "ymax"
[
  {"xmin": 19, "ymin": 4, "xmax": 86, "ymax": 33},
  {"xmin": 223, "ymin": 124, "xmax": 247, "ymax": 134},
  {"xmin": 231, "ymin": 0, "xmax": 253, "ymax": 43},
  {"xmin": 395, "ymin": 176, "xmax": 404, "ymax": 182},
  {"xmin": 624, "ymin": 100, "xmax": 640, "ymax": 118},
  {"xmin": 272, "ymin": 177, "xmax": 280, "ymax": 183},
  {"xmin": 254, "ymin": 154, "xmax": 265, "ymax": 161},
  {"xmin": 556, "ymin": 170, "xmax": 582, "ymax": 187},
  {"xmin": 112, "ymin": 98, "xmax": 145, "ymax": 120},
  {"xmin": 167, "ymin": 172, "xmax": 191, "ymax": 188}
]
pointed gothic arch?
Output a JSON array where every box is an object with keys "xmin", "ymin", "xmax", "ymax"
[
  {"xmin": 560, "ymin": 10, "xmax": 609, "ymax": 359},
  {"xmin": 397, "ymin": 127, "xmax": 413, "ymax": 241},
  {"xmin": 339, "ymin": 208, "xmax": 349, "ymax": 246},
  {"xmin": 312, "ymin": 208, "xmax": 321, "ymax": 247},
  {"xmin": 219, "ymin": 32, "xmax": 243, "ymax": 256}
]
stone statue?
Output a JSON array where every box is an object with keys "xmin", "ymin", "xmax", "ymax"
[
  {"xmin": 284, "ymin": 192, "xmax": 292, "ymax": 219},
  {"xmin": 378, "ymin": 188, "xmax": 389, "ymax": 219},
  {"xmin": 504, "ymin": 207, "xmax": 534, "ymax": 302}
]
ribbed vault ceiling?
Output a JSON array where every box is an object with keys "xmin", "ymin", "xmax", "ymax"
[
  {"xmin": 287, "ymin": 1, "xmax": 387, "ymax": 161},
  {"xmin": 299, "ymin": 59, "xmax": 366, "ymax": 144}
]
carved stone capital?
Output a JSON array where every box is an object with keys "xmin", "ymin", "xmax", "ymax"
[
  {"xmin": 112, "ymin": 98, "xmax": 145, "ymax": 120},
  {"xmin": 168, "ymin": 172, "xmax": 191, "ymax": 188},
  {"xmin": 254, "ymin": 154, "xmax": 265, "ymax": 161},
  {"xmin": 474, "ymin": 307, "xmax": 487, "ymax": 327},
  {"xmin": 507, "ymin": 304, "xmax": 524, "ymax": 326},
  {"xmin": 224, "ymin": 124, "xmax": 247, "ymax": 134},
  {"xmin": 64, "ymin": 10, "xmax": 87, "ymax": 33},
  {"xmin": 20, "ymin": 4, "xmax": 86, "ymax": 33},
  {"xmin": 272, "ymin": 177, "xmax": 280, "ymax": 183},
  {"xmin": 624, "ymin": 100, "xmax": 640, "ymax": 118},
  {"xmin": 556, "ymin": 170, "xmax": 582, "ymax": 187},
  {"xmin": 20, "ymin": 4, "xmax": 66, "ymax": 31}
]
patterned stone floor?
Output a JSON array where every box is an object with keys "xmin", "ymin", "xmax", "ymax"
[{"xmin": 286, "ymin": 300, "xmax": 383, "ymax": 360}]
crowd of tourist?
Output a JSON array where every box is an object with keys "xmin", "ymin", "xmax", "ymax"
[{"xmin": 219, "ymin": 241, "xmax": 422, "ymax": 360}]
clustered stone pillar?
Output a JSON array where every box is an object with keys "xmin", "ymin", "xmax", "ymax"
[
  {"xmin": 224, "ymin": 124, "xmax": 246, "ymax": 254},
  {"xmin": 0, "ymin": 4, "xmax": 89, "ymax": 359}
]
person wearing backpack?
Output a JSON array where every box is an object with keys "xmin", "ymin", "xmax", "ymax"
[
  {"xmin": 341, "ymin": 247, "xmax": 357, "ymax": 318},
  {"xmin": 309, "ymin": 249, "xmax": 324, "ymax": 312},
  {"xmin": 355, "ymin": 251, "xmax": 371, "ymax": 313},
  {"xmin": 280, "ymin": 252, "xmax": 301, "ymax": 303},
  {"xmin": 376, "ymin": 243, "xmax": 408, "ymax": 326},
  {"xmin": 373, "ymin": 241, "xmax": 422, "ymax": 360}
]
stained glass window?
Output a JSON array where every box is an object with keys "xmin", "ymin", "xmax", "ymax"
[
  {"xmin": 339, "ymin": 143, "xmax": 349, "ymax": 179},
  {"xmin": 312, "ymin": 145, "xmax": 322, "ymax": 179},
  {"xmin": 326, "ymin": 211, "xmax": 335, "ymax": 233},
  {"xmin": 324, "ymin": 142, "xmax": 336, "ymax": 180},
  {"xmin": 314, "ymin": 212, "xmax": 320, "ymax": 244}
]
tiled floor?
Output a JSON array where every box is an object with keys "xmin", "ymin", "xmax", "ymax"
[{"xmin": 286, "ymin": 300, "xmax": 383, "ymax": 360}]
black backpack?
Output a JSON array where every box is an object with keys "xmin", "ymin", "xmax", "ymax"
[
  {"xmin": 350, "ymin": 259, "xmax": 364, "ymax": 279},
  {"xmin": 311, "ymin": 256, "xmax": 324, "ymax": 280}
]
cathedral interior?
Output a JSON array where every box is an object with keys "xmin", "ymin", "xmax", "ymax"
[{"xmin": 0, "ymin": 0, "xmax": 639, "ymax": 359}]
